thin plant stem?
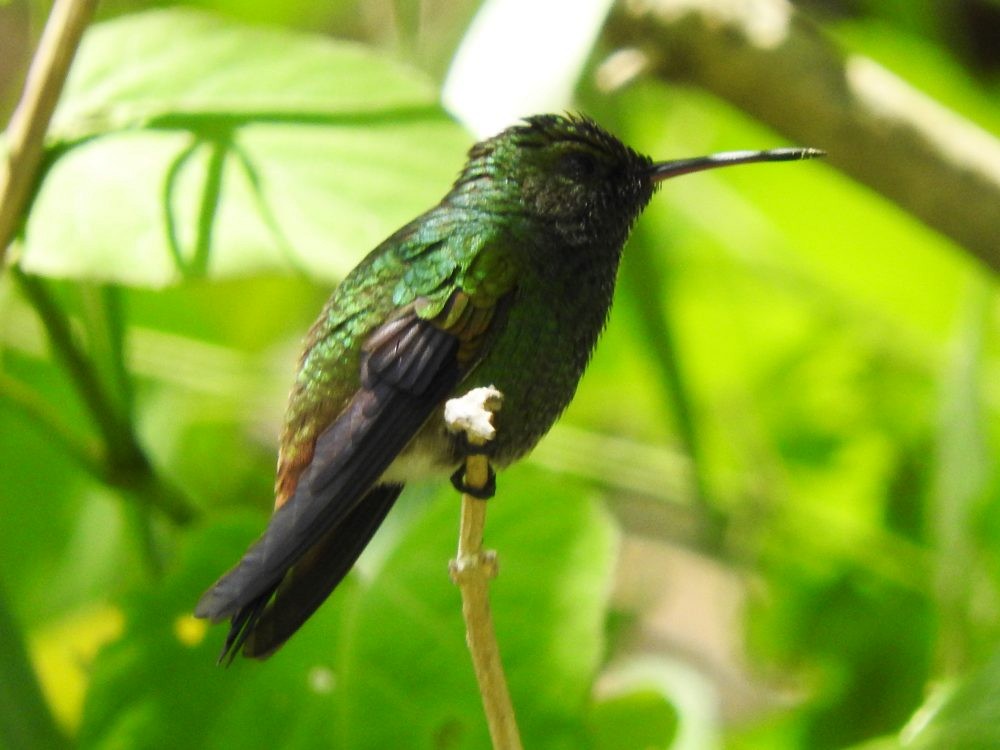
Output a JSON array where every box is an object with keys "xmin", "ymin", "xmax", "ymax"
[
  {"xmin": 0, "ymin": 0, "xmax": 98, "ymax": 260},
  {"xmin": 447, "ymin": 388, "xmax": 523, "ymax": 750},
  {"xmin": 0, "ymin": 368, "xmax": 102, "ymax": 472},
  {"xmin": 13, "ymin": 268, "xmax": 135, "ymax": 465},
  {"xmin": 11, "ymin": 267, "xmax": 198, "ymax": 526}
]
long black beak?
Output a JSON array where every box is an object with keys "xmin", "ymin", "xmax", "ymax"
[{"xmin": 649, "ymin": 147, "xmax": 825, "ymax": 183}]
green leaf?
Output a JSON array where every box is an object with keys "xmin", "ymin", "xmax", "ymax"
[
  {"xmin": 589, "ymin": 689, "xmax": 678, "ymax": 750},
  {"xmin": 0, "ymin": 582, "xmax": 70, "ymax": 750},
  {"xmin": 0, "ymin": 347, "xmax": 141, "ymax": 626},
  {"xmin": 336, "ymin": 470, "xmax": 619, "ymax": 749},
  {"xmin": 931, "ymin": 274, "xmax": 993, "ymax": 669},
  {"xmin": 19, "ymin": 9, "xmax": 468, "ymax": 287},
  {"xmin": 80, "ymin": 467, "xmax": 618, "ymax": 749},
  {"xmin": 900, "ymin": 652, "xmax": 1000, "ymax": 750},
  {"xmin": 588, "ymin": 659, "xmax": 681, "ymax": 750}
]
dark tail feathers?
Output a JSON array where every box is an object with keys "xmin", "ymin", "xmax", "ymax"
[{"xmin": 199, "ymin": 483, "xmax": 404, "ymax": 663}]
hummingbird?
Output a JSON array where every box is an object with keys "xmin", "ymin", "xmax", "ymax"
[{"xmin": 195, "ymin": 113, "xmax": 822, "ymax": 661}]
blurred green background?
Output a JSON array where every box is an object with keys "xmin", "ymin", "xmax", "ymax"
[{"xmin": 1, "ymin": 0, "xmax": 999, "ymax": 748}]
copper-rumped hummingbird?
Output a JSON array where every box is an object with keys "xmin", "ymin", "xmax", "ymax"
[{"xmin": 195, "ymin": 114, "xmax": 822, "ymax": 661}]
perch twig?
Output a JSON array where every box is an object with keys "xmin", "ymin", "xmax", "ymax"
[{"xmin": 446, "ymin": 386, "xmax": 523, "ymax": 750}]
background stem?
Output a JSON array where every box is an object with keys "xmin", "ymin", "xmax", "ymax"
[
  {"xmin": 12, "ymin": 268, "xmax": 198, "ymax": 526},
  {"xmin": 605, "ymin": 0, "xmax": 1000, "ymax": 273},
  {"xmin": 0, "ymin": 0, "xmax": 98, "ymax": 260}
]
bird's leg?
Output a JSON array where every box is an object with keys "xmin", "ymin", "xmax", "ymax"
[{"xmin": 450, "ymin": 431, "xmax": 498, "ymax": 497}]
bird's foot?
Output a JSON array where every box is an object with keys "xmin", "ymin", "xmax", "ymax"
[{"xmin": 450, "ymin": 464, "xmax": 496, "ymax": 499}]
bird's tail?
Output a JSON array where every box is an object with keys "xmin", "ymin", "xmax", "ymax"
[{"xmin": 200, "ymin": 483, "xmax": 404, "ymax": 663}]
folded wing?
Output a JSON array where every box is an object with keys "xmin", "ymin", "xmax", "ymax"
[{"xmin": 195, "ymin": 310, "xmax": 463, "ymax": 660}]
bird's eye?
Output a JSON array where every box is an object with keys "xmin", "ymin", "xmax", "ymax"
[{"xmin": 561, "ymin": 152, "xmax": 598, "ymax": 180}]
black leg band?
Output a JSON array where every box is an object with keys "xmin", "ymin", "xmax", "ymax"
[{"xmin": 450, "ymin": 464, "xmax": 496, "ymax": 499}]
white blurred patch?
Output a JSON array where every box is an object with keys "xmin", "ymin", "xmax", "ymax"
[
  {"xmin": 443, "ymin": 0, "xmax": 617, "ymax": 137},
  {"xmin": 308, "ymin": 665, "xmax": 336, "ymax": 694},
  {"xmin": 639, "ymin": 0, "xmax": 792, "ymax": 49}
]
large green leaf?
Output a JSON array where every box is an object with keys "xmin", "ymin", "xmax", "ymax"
[
  {"xmin": 79, "ymin": 467, "xmax": 619, "ymax": 749},
  {"xmin": 19, "ymin": 8, "xmax": 467, "ymax": 287}
]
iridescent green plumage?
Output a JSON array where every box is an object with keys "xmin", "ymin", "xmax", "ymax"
[{"xmin": 195, "ymin": 114, "xmax": 821, "ymax": 660}]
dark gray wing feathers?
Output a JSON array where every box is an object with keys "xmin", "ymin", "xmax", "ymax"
[{"xmin": 195, "ymin": 312, "xmax": 461, "ymax": 657}]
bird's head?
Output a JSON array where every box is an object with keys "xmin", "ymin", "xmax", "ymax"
[
  {"xmin": 448, "ymin": 113, "xmax": 823, "ymax": 248},
  {"xmin": 452, "ymin": 114, "xmax": 655, "ymax": 247}
]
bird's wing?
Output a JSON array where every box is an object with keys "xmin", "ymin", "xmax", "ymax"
[
  {"xmin": 194, "ymin": 290, "xmax": 507, "ymax": 627},
  {"xmin": 196, "ymin": 310, "xmax": 458, "ymax": 622}
]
